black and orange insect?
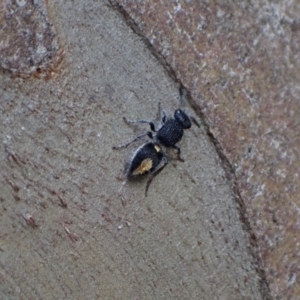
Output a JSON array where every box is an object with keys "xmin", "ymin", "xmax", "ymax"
[{"xmin": 113, "ymin": 87, "xmax": 199, "ymax": 196}]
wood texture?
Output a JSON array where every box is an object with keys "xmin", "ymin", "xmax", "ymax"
[{"xmin": 0, "ymin": 1, "xmax": 268, "ymax": 299}]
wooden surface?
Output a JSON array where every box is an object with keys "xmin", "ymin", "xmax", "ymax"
[
  {"xmin": 0, "ymin": 1, "xmax": 269, "ymax": 299},
  {"xmin": 113, "ymin": 0, "xmax": 300, "ymax": 299}
]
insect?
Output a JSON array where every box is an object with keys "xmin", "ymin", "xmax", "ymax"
[{"xmin": 113, "ymin": 87, "xmax": 199, "ymax": 196}]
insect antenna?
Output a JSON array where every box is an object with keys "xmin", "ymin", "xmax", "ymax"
[{"xmin": 179, "ymin": 86, "xmax": 201, "ymax": 128}]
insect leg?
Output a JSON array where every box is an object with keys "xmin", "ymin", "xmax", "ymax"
[
  {"xmin": 112, "ymin": 132, "xmax": 151, "ymax": 150},
  {"xmin": 123, "ymin": 117, "xmax": 157, "ymax": 132},
  {"xmin": 156, "ymin": 102, "xmax": 167, "ymax": 124},
  {"xmin": 172, "ymin": 145, "xmax": 184, "ymax": 162},
  {"xmin": 145, "ymin": 156, "xmax": 168, "ymax": 196},
  {"xmin": 162, "ymin": 110, "xmax": 167, "ymax": 124}
]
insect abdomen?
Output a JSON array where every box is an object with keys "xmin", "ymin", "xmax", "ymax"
[{"xmin": 127, "ymin": 143, "xmax": 163, "ymax": 177}]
